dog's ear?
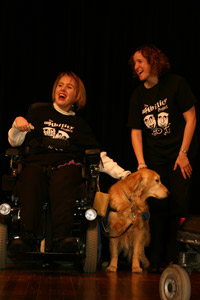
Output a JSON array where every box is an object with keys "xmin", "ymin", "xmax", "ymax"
[{"xmin": 124, "ymin": 172, "xmax": 144, "ymax": 194}]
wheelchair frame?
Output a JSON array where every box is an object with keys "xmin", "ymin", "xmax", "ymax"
[{"xmin": 0, "ymin": 147, "xmax": 102, "ymax": 273}]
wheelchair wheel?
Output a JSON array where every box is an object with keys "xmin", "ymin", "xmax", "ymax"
[
  {"xmin": 159, "ymin": 264, "xmax": 191, "ymax": 300},
  {"xmin": 0, "ymin": 223, "xmax": 7, "ymax": 269},
  {"xmin": 83, "ymin": 220, "xmax": 98, "ymax": 273}
]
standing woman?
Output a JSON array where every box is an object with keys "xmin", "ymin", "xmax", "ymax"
[{"xmin": 127, "ymin": 44, "xmax": 198, "ymax": 273}]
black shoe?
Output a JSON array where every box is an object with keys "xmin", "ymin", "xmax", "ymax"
[
  {"xmin": 8, "ymin": 230, "xmax": 39, "ymax": 253},
  {"xmin": 8, "ymin": 237, "xmax": 39, "ymax": 253},
  {"xmin": 53, "ymin": 237, "xmax": 79, "ymax": 253}
]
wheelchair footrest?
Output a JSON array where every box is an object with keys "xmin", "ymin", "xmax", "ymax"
[
  {"xmin": 177, "ymin": 230, "xmax": 200, "ymax": 246},
  {"xmin": 8, "ymin": 251, "xmax": 84, "ymax": 262}
]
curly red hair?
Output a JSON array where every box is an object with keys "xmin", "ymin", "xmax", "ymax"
[{"xmin": 129, "ymin": 44, "xmax": 171, "ymax": 78}]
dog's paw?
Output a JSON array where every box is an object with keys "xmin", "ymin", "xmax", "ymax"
[
  {"xmin": 132, "ymin": 266, "xmax": 143, "ymax": 273},
  {"xmin": 142, "ymin": 260, "xmax": 150, "ymax": 269},
  {"xmin": 141, "ymin": 256, "xmax": 150, "ymax": 269},
  {"xmin": 106, "ymin": 265, "xmax": 117, "ymax": 272}
]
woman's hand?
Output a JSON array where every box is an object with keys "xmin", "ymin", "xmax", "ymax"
[
  {"xmin": 173, "ymin": 152, "xmax": 192, "ymax": 179},
  {"xmin": 137, "ymin": 163, "xmax": 148, "ymax": 170},
  {"xmin": 15, "ymin": 116, "xmax": 34, "ymax": 132},
  {"xmin": 174, "ymin": 106, "xmax": 196, "ymax": 179}
]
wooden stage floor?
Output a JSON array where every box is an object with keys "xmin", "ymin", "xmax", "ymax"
[{"xmin": 0, "ymin": 261, "xmax": 200, "ymax": 300}]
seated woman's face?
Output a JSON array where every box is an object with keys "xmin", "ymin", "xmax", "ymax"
[{"xmin": 54, "ymin": 75, "xmax": 77, "ymax": 112}]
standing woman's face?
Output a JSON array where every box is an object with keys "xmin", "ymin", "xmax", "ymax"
[{"xmin": 133, "ymin": 51, "xmax": 152, "ymax": 82}]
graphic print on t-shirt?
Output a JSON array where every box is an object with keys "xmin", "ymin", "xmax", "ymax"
[
  {"xmin": 142, "ymin": 98, "xmax": 170, "ymax": 136},
  {"xmin": 43, "ymin": 119, "xmax": 74, "ymax": 140}
]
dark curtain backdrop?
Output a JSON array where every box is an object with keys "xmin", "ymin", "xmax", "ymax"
[{"xmin": 0, "ymin": 1, "xmax": 199, "ymax": 210}]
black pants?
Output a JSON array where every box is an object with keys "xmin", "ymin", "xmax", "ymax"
[
  {"xmin": 147, "ymin": 162, "xmax": 193, "ymax": 264},
  {"xmin": 16, "ymin": 164, "xmax": 82, "ymax": 240}
]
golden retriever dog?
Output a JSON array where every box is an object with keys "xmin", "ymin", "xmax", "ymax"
[{"xmin": 106, "ymin": 168, "xmax": 169, "ymax": 273}]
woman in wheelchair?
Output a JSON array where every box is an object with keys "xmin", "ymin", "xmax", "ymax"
[{"xmin": 7, "ymin": 71, "xmax": 130, "ymax": 254}]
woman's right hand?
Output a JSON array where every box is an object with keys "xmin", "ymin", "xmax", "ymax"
[
  {"xmin": 14, "ymin": 117, "xmax": 34, "ymax": 132},
  {"xmin": 137, "ymin": 162, "xmax": 148, "ymax": 170}
]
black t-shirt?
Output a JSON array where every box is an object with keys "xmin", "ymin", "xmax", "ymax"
[
  {"xmin": 128, "ymin": 74, "xmax": 197, "ymax": 164},
  {"xmin": 22, "ymin": 104, "xmax": 100, "ymax": 166}
]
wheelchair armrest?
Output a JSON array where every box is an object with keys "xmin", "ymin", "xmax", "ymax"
[
  {"xmin": 85, "ymin": 149, "xmax": 101, "ymax": 166},
  {"xmin": 6, "ymin": 148, "xmax": 20, "ymax": 157},
  {"xmin": 5, "ymin": 148, "xmax": 22, "ymax": 176},
  {"xmin": 85, "ymin": 149, "xmax": 100, "ymax": 155},
  {"xmin": 82, "ymin": 149, "xmax": 101, "ymax": 180}
]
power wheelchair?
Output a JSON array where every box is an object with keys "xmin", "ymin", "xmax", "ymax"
[
  {"xmin": 0, "ymin": 145, "xmax": 105, "ymax": 273},
  {"xmin": 159, "ymin": 216, "xmax": 200, "ymax": 300}
]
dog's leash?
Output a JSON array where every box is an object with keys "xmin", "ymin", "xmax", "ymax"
[
  {"xmin": 101, "ymin": 211, "xmax": 150, "ymax": 239},
  {"xmin": 101, "ymin": 217, "xmax": 133, "ymax": 239},
  {"xmin": 100, "ymin": 204, "xmax": 134, "ymax": 239},
  {"xmin": 101, "ymin": 192, "xmax": 150, "ymax": 239}
]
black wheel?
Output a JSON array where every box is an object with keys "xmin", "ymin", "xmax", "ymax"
[
  {"xmin": 82, "ymin": 220, "xmax": 98, "ymax": 273},
  {"xmin": 0, "ymin": 223, "xmax": 7, "ymax": 269},
  {"xmin": 159, "ymin": 264, "xmax": 191, "ymax": 300}
]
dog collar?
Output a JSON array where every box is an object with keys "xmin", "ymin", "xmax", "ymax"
[{"xmin": 124, "ymin": 191, "xmax": 150, "ymax": 221}]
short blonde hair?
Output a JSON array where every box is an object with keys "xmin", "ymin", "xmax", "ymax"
[{"xmin": 52, "ymin": 71, "xmax": 86, "ymax": 110}]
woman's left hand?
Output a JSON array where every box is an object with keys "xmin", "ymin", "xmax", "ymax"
[{"xmin": 173, "ymin": 152, "xmax": 192, "ymax": 179}]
